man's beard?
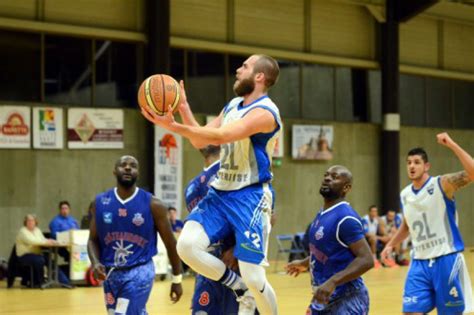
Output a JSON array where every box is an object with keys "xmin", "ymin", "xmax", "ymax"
[
  {"xmin": 319, "ymin": 187, "xmax": 339, "ymax": 200},
  {"xmin": 233, "ymin": 76, "xmax": 255, "ymax": 96},
  {"xmin": 117, "ymin": 175, "xmax": 137, "ymax": 188}
]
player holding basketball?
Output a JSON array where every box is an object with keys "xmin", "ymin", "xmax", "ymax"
[
  {"xmin": 286, "ymin": 165, "xmax": 374, "ymax": 314},
  {"xmin": 142, "ymin": 54, "xmax": 280, "ymax": 314},
  {"xmin": 381, "ymin": 132, "xmax": 474, "ymax": 315},
  {"xmin": 88, "ymin": 155, "xmax": 183, "ymax": 315}
]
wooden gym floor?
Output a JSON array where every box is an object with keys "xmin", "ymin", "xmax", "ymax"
[{"xmin": 1, "ymin": 250, "xmax": 473, "ymax": 315}]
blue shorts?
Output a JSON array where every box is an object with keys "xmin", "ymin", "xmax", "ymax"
[
  {"xmin": 308, "ymin": 286, "xmax": 369, "ymax": 315},
  {"xmin": 103, "ymin": 260, "xmax": 155, "ymax": 315},
  {"xmin": 403, "ymin": 252, "xmax": 471, "ymax": 314},
  {"xmin": 191, "ymin": 274, "xmax": 239, "ymax": 315},
  {"xmin": 187, "ymin": 184, "xmax": 273, "ymax": 265}
]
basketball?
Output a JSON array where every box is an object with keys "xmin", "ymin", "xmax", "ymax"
[{"xmin": 138, "ymin": 74, "xmax": 180, "ymax": 116}]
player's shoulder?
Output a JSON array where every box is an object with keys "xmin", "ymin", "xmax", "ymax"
[
  {"xmin": 224, "ymin": 97, "xmax": 244, "ymax": 113},
  {"xmin": 400, "ymin": 184, "xmax": 413, "ymax": 196},
  {"xmin": 335, "ymin": 202, "xmax": 361, "ymax": 219}
]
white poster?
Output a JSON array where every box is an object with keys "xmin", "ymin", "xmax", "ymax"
[
  {"xmin": 292, "ymin": 125, "xmax": 334, "ymax": 160},
  {"xmin": 155, "ymin": 127, "xmax": 183, "ymax": 217},
  {"xmin": 33, "ymin": 107, "xmax": 64, "ymax": 149},
  {"xmin": 67, "ymin": 108, "xmax": 123, "ymax": 149},
  {"xmin": 0, "ymin": 106, "xmax": 31, "ymax": 148}
]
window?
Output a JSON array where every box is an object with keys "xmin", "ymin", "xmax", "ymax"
[
  {"xmin": 45, "ymin": 36, "xmax": 92, "ymax": 106},
  {"xmin": 0, "ymin": 30, "xmax": 40, "ymax": 102}
]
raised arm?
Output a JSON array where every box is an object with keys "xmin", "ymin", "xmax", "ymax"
[
  {"xmin": 150, "ymin": 197, "xmax": 183, "ymax": 303},
  {"xmin": 437, "ymin": 132, "xmax": 474, "ymax": 199},
  {"xmin": 87, "ymin": 201, "xmax": 107, "ymax": 281}
]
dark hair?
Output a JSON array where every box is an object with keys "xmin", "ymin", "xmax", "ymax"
[
  {"xmin": 59, "ymin": 200, "xmax": 70, "ymax": 209},
  {"xmin": 368, "ymin": 205, "xmax": 377, "ymax": 211},
  {"xmin": 168, "ymin": 206, "xmax": 177, "ymax": 212},
  {"xmin": 199, "ymin": 145, "xmax": 220, "ymax": 159},
  {"xmin": 253, "ymin": 55, "xmax": 280, "ymax": 88},
  {"xmin": 407, "ymin": 147, "xmax": 428, "ymax": 163}
]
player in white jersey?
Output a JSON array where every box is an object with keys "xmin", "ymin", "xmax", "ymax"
[
  {"xmin": 381, "ymin": 132, "xmax": 474, "ymax": 314},
  {"xmin": 142, "ymin": 54, "xmax": 281, "ymax": 315}
]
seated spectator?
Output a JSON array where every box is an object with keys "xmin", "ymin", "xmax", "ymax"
[
  {"xmin": 168, "ymin": 206, "xmax": 184, "ymax": 235},
  {"xmin": 361, "ymin": 205, "xmax": 397, "ymax": 268},
  {"xmin": 16, "ymin": 214, "xmax": 56, "ymax": 287},
  {"xmin": 49, "ymin": 201, "xmax": 79, "ymax": 262},
  {"xmin": 380, "ymin": 210, "xmax": 409, "ymax": 266}
]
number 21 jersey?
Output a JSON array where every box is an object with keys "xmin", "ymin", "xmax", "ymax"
[{"xmin": 401, "ymin": 176, "xmax": 464, "ymax": 259}]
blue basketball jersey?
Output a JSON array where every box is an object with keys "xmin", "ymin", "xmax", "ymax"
[
  {"xmin": 309, "ymin": 201, "xmax": 366, "ymax": 302},
  {"xmin": 95, "ymin": 187, "xmax": 157, "ymax": 268},
  {"xmin": 185, "ymin": 160, "xmax": 220, "ymax": 213}
]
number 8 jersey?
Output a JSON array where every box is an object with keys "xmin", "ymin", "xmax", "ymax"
[
  {"xmin": 212, "ymin": 95, "xmax": 282, "ymax": 191},
  {"xmin": 400, "ymin": 176, "xmax": 464, "ymax": 259}
]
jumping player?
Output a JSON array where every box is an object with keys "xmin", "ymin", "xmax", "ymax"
[
  {"xmin": 285, "ymin": 165, "xmax": 374, "ymax": 314},
  {"xmin": 381, "ymin": 132, "xmax": 474, "ymax": 314},
  {"xmin": 87, "ymin": 155, "xmax": 183, "ymax": 315},
  {"xmin": 142, "ymin": 54, "xmax": 280, "ymax": 314}
]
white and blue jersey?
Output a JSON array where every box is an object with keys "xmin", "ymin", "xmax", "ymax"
[
  {"xmin": 212, "ymin": 95, "xmax": 281, "ymax": 192},
  {"xmin": 361, "ymin": 215, "xmax": 380, "ymax": 235},
  {"xmin": 400, "ymin": 176, "xmax": 473, "ymax": 314},
  {"xmin": 400, "ymin": 176, "xmax": 464, "ymax": 260},
  {"xmin": 95, "ymin": 187, "xmax": 157, "ymax": 268},
  {"xmin": 308, "ymin": 201, "xmax": 368, "ymax": 312}
]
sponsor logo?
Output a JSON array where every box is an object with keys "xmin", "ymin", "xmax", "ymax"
[
  {"xmin": 74, "ymin": 113, "xmax": 95, "ymax": 143},
  {"xmin": 103, "ymin": 212, "xmax": 112, "ymax": 224},
  {"xmin": 403, "ymin": 296, "xmax": 418, "ymax": 304},
  {"xmin": 315, "ymin": 226, "xmax": 324, "ymax": 240},
  {"xmin": 101, "ymin": 197, "xmax": 111, "ymax": 205},
  {"xmin": 118, "ymin": 208, "xmax": 127, "ymax": 217},
  {"xmin": 445, "ymin": 300, "xmax": 464, "ymax": 307},
  {"xmin": 1, "ymin": 113, "xmax": 29, "ymax": 135},
  {"xmin": 200, "ymin": 175, "xmax": 206, "ymax": 183},
  {"xmin": 240, "ymin": 242, "xmax": 264, "ymax": 254},
  {"xmin": 198, "ymin": 291, "xmax": 210, "ymax": 306},
  {"xmin": 132, "ymin": 213, "xmax": 144, "ymax": 226}
]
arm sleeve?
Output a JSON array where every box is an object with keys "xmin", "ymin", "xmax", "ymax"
[{"xmin": 337, "ymin": 217, "xmax": 365, "ymax": 247}]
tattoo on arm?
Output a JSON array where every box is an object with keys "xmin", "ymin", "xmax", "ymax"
[{"xmin": 445, "ymin": 171, "xmax": 472, "ymax": 191}]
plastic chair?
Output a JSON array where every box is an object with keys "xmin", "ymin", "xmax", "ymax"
[{"xmin": 273, "ymin": 234, "xmax": 306, "ymax": 272}]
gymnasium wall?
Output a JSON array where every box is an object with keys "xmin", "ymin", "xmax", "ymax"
[{"xmin": 2, "ymin": 109, "xmax": 473, "ymax": 261}]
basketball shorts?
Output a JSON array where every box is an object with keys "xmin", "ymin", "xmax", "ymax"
[
  {"xmin": 403, "ymin": 252, "xmax": 474, "ymax": 314},
  {"xmin": 307, "ymin": 286, "xmax": 369, "ymax": 315},
  {"xmin": 103, "ymin": 260, "xmax": 155, "ymax": 315},
  {"xmin": 187, "ymin": 183, "xmax": 272, "ymax": 266},
  {"xmin": 191, "ymin": 274, "xmax": 240, "ymax": 315}
]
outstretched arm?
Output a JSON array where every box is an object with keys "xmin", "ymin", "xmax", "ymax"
[
  {"xmin": 151, "ymin": 197, "xmax": 183, "ymax": 303},
  {"xmin": 142, "ymin": 101, "xmax": 277, "ymax": 148}
]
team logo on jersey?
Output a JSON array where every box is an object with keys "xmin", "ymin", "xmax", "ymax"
[
  {"xmin": 101, "ymin": 197, "xmax": 111, "ymax": 205},
  {"xmin": 427, "ymin": 184, "xmax": 434, "ymax": 195},
  {"xmin": 198, "ymin": 291, "xmax": 210, "ymax": 306},
  {"xmin": 200, "ymin": 175, "xmax": 206, "ymax": 183},
  {"xmin": 103, "ymin": 212, "xmax": 112, "ymax": 224},
  {"xmin": 185, "ymin": 184, "xmax": 195, "ymax": 198},
  {"xmin": 113, "ymin": 240, "xmax": 133, "ymax": 266},
  {"xmin": 315, "ymin": 226, "xmax": 324, "ymax": 240},
  {"xmin": 118, "ymin": 208, "xmax": 127, "ymax": 217},
  {"xmin": 132, "ymin": 213, "xmax": 144, "ymax": 226}
]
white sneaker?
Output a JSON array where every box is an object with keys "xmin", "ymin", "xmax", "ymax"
[{"xmin": 237, "ymin": 290, "xmax": 257, "ymax": 315}]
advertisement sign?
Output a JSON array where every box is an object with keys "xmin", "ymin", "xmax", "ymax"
[
  {"xmin": 0, "ymin": 106, "xmax": 30, "ymax": 148},
  {"xmin": 292, "ymin": 125, "xmax": 334, "ymax": 160},
  {"xmin": 67, "ymin": 108, "xmax": 123, "ymax": 149},
  {"xmin": 33, "ymin": 107, "xmax": 64, "ymax": 149}
]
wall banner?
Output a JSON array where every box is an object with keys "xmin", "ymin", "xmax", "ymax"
[{"xmin": 0, "ymin": 106, "xmax": 31, "ymax": 149}]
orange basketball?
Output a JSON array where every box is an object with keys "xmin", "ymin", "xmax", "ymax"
[{"xmin": 138, "ymin": 74, "xmax": 180, "ymax": 116}]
